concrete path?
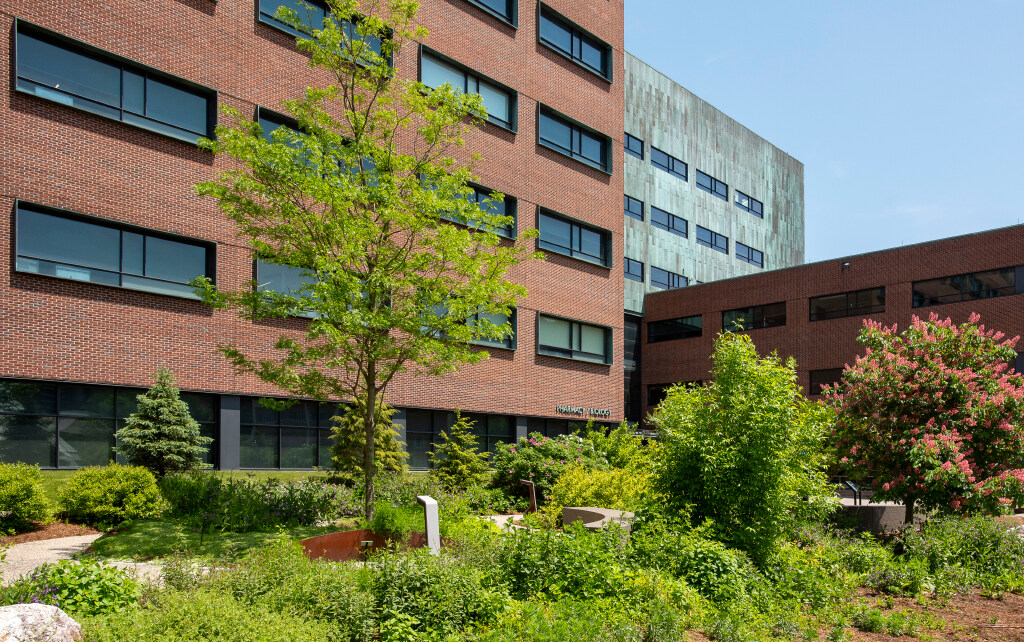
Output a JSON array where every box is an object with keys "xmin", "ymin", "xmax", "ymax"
[{"xmin": 2, "ymin": 534, "xmax": 163, "ymax": 587}]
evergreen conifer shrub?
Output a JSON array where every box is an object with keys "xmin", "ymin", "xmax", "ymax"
[{"xmin": 428, "ymin": 412, "xmax": 491, "ymax": 490}]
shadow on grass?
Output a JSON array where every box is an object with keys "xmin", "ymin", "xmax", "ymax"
[{"xmin": 87, "ymin": 519, "xmax": 358, "ymax": 562}]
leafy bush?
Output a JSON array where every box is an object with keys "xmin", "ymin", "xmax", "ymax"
[
  {"xmin": 1, "ymin": 558, "xmax": 140, "ymax": 616},
  {"xmin": 160, "ymin": 473, "xmax": 339, "ymax": 532},
  {"xmin": 57, "ymin": 464, "xmax": 164, "ymax": 528},
  {"xmin": 428, "ymin": 412, "xmax": 491, "ymax": 490},
  {"xmin": 490, "ymin": 433, "xmax": 605, "ymax": 504},
  {"xmin": 651, "ymin": 332, "xmax": 838, "ymax": 564},
  {"xmin": 329, "ymin": 399, "xmax": 408, "ymax": 485},
  {"xmin": 543, "ymin": 464, "xmax": 652, "ymax": 523},
  {"xmin": 865, "ymin": 557, "xmax": 932, "ymax": 596},
  {"xmin": 372, "ymin": 548, "xmax": 505, "ymax": 637},
  {"xmin": 894, "ymin": 515, "xmax": 1024, "ymax": 579},
  {"xmin": 367, "ymin": 503, "xmax": 423, "ymax": 541},
  {"xmin": 82, "ymin": 588, "xmax": 337, "ymax": 641},
  {"xmin": 582, "ymin": 421, "xmax": 662, "ymax": 471},
  {"xmin": 0, "ymin": 462, "xmax": 49, "ymax": 534}
]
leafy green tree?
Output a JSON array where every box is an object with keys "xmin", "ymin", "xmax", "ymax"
[
  {"xmin": 428, "ymin": 412, "xmax": 491, "ymax": 490},
  {"xmin": 115, "ymin": 369, "xmax": 211, "ymax": 478},
  {"xmin": 650, "ymin": 332, "xmax": 838, "ymax": 565},
  {"xmin": 330, "ymin": 398, "xmax": 407, "ymax": 484},
  {"xmin": 193, "ymin": 0, "xmax": 535, "ymax": 518},
  {"xmin": 827, "ymin": 313, "xmax": 1024, "ymax": 522}
]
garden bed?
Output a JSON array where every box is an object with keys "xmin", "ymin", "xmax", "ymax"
[{"xmin": 0, "ymin": 522, "xmax": 99, "ymax": 546}]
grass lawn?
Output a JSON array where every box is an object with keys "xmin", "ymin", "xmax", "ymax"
[{"xmin": 87, "ymin": 518, "xmax": 359, "ymax": 562}]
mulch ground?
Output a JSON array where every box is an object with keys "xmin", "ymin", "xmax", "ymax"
[
  {"xmin": 848, "ymin": 591, "xmax": 1024, "ymax": 641},
  {"xmin": 1, "ymin": 522, "xmax": 100, "ymax": 546}
]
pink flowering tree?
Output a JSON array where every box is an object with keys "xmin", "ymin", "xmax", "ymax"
[{"xmin": 826, "ymin": 313, "xmax": 1024, "ymax": 523}]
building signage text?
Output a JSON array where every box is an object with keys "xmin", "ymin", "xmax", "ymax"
[{"xmin": 555, "ymin": 405, "xmax": 611, "ymax": 418}]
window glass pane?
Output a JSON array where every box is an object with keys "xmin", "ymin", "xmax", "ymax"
[
  {"xmin": 280, "ymin": 427, "xmax": 317, "ymax": 468},
  {"xmin": 280, "ymin": 401, "xmax": 318, "ymax": 427},
  {"xmin": 0, "ymin": 380, "xmax": 58, "ymax": 415},
  {"xmin": 577, "ymin": 226, "xmax": 603, "ymax": 261},
  {"xmin": 538, "ymin": 112, "xmax": 572, "ymax": 150},
  {"xmin": 144, "ymin": 236, "xmax": 207, "ymax": 284},
  {"xmin": 17, "ymin": 32, "xmax": 121, "ymax": 109},
  {"xmin": 240, "ymin": 426, "xmax": 279, "ymax": 468},
  {"xmin": 406, "ymin": 432, "xmax": 433, "ymax": 470},
  {"xmin": 257, "ymin": 260, "xmax": 314, "ymax": 295},
  {"xmin": 651, "ymin": 148, "xmax": 668, "ymax": 168},
  {"xmin": 120, "ymin": 232, "xmax": 144, "ymax": 275},
  {"xmin": 260, "ymin": 0, "xmax": 327, "ymax": 30},
  {"xmin": 810, "ymin": 294, "xmax": 846, "ymax": 320},
  {"xmin": 122, "ymin": 70, "xmax": 145, "ymax": 115},
  {"xmin": 143, "ymin": 77, "xmax": 208, "ymax": 135},
  {"xmin": 477, "ymin": 82, "xmax": 510, "ymax": 123},
  {"xmin": 538, "ymin": 316, "xmax": 571, "ymax": 350},
  {"xmin": 58, "ymin": 417, "xmax": 115, "ymax": 467},
  {"xmin": 969, "ymin": 268, "xmax": 1015, "ymax": 298},
  {"xmin": 578, "ymin": 130, "xmax": 603, "ymax": 164},
  {"xmin": 319, "ymin": 429, "xmax": 333, "ymax": 469},
  {"xmin": 579, "ymin": 38, "xmax": 604, "ymax": 72},
  {"xmin": 578, "ymin": 324, "xmax": 605, "ymax": 355},
  {"xmin": 0, "ymin": 415, "xmax": 56, "ymax": 467},
  {"xmin": 539, "ymin": 14, "xmax": 572, "ymax": 53},
  {"xmin": 421, "ymin": 55, "xmax": 466, "ymax": 92},
  {"xmin": 59, "ymin": 385, "xmax": 115, "ymax": 418},
  {"xmin": 913, "ymin": 278, "xmax": 961, "ymax": 306},
  {"xmin": 538, "ymin": 213, "xmax": 571, "ymax": 250},
  {"xmin": 18, "ymin": 208, "xmax": 120, "ymax": 273},
  {"xmin": 180, "ymin": 392, "xmax": 217, "ymax": 424}
]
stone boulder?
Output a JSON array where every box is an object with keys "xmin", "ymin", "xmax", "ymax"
[{"xmin": 0, "ymin": 603, "xmax": 81, "ymax": 641}]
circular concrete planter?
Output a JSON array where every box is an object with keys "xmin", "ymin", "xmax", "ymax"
[{"xmin": 299, "ymin": 529, "xmax": 432, "ymax": 562}]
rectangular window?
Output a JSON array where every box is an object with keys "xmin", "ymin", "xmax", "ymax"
[
  {"xmin": 736, "ymin": 242, "xmax": 764, "ymax": 268},
  {"xmin": 15, "ymin": 21, "xmax": 215, "ymax": 144},
  {"xmin": 537, "ymin": 208, "xmax": 611, "ymax": 267},
  {"xmin": 467, "ymin": 309, "xmax": 517, "ymax": 350},
  {"xmin": 695, "ymin": 170, "xmax": 728, "ymax": 200},
  {"xmin": 624, "ymin": 133, "xmax": 644, "ymax": 160},
  {"xmin": 650, "ymin": 207, "xmax": 687, "ymax": 237},
  {"xmin": 723, "ymin": 302, "xmax": 786, "ymax": 331},
  {"xmin": 439, "ymin": 184, "xmax": 516, "ymax": 238},
  {"xmin": 258, "ymin": 0, "xmax": 385, "ymax": 62},
  {"xmin": 537, "ymin": 107, "xmax": 611, "ymax": 173},
  {"xmin": 537, "ymin": 314, "xmax": 612, "ymax": 364},
  {"xmin": 420, "ymin": 48, "xmax": 516, "ymax": 131},
  {"xmin": 463, "ymin": 412, "xmax": 514, "ymax": 457},
  {"xmin": 240, "ymin": 397, "xmax": 340, "ymax": 469},
  {"xmin": 696, "ymin": 226, "xmax": 728, "ymax": 254},
  {"xmin": 257, "ymin": 108, "xmax": 301, "ymax": 142},
  {"xmin": 735, "ymin": 190, "xmax": 763, "ymax": 218},
  {"xmin": 624, "ymin": 195, "xmax": 644, "ymax": 221},
  {"xmin": 650, "ymin": 266, "xmax": 687, "ymax": 291},
  {"xmin": 462, "ymin": 0, "xmax": 516, "ymax": 26},
  {"xmin": 809, "ymin": 369, "xmax": 845, "ymax": 396},
  {"xmin": 650, "ymin": 146, "xmax": 687, "ymax": 180},
  {"xmin": 912, "ymin": 267, "xmax": 1020, "ymax": 308},
  {"xmin": 648, "ymin": 315, "xmax": 702, "ymax": 343},
  {"xmin": 647, "ymin": 381, "xmax": 701, "ymax": 407},
  {"xmin": 15, "ymin": 202, "xmax": 214, "ymax": 299},
  {"xmin": 810, "ymin": 287, "xmax": 886, "ymax": 321},
  {"xmin": 537, "ymin": 5, "xmax": 612, "ymax": 80},
  {"xmin": 624, "ymin": 257, "xmax": 644, "ymax": 282}
]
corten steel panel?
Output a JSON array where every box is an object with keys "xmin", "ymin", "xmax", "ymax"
[
  {"xmin": 0, "ymin": 0, "xmax": 625, "ymax": 422},
  {"xmin": 640, "ymin": 224, "xmax": 1024, "ymax": 422}
]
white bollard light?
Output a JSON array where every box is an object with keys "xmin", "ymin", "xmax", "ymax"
[{"xmin": 416, "ymin": 495, "xmax": 440, "ymax": 556}]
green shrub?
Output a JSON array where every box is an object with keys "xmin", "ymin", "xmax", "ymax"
[
  {"xmin": 1, "ymin": 558, "xmax": 140, "ymax": 617},
  {"xmin": 82, "ymin": 588, "xmax": 337, "ymax": 641},
  {"xmin": 582, "ymin": 421, "xmax": 662, "ymax": 471},
  {"xmin": 57, "ymin": 464, "xmax": 163, "ymax": 528},
  {"xmin": 895, "ymin": 514, "xmax": 1024, "ymax": 579},
  {"xmin": 428, "ymin": 412, "xmax": 491, "ymax": 490},
  {"xmin": 0, "ymin": 462, "xmax": 49, "ymax": 534},
  {"xmin": 367, "ymin": 503, "xmax": 423, "ymax": 541},
  {"xmin": 329, "ymin": 399, "xmax": 408, "ymax": 485},
  {"xmin": 866, "ymin": 557, "xmax": 932, "ymax": 596},
  {"xmin": 543, "ymin": 464, "xmax": 652, "ymax": 523},
  {"xmin": 372, "ymin": 548, "xmax": 505, "ymax": 637},
  {"xmin": 490, "ymin": 433, "xmax": 605, "ymax": 504}
]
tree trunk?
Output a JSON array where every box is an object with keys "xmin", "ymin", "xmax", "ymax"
[
  {"xmin": 363, "ymin": 366, "xmax": 377, "ymax": 522},
  {"xmin": 904, "ymin": 496, "xmax": 915, "ymax": 525}
]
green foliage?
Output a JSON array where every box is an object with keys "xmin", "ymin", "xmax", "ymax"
[
  {"xmin": 115, "ymin": 368, "xmax": 212, "ymax": 478},
  {"xmin": 490, "ymin": 433, "xmax": 606, "ymax": 504},
  {"xmin": 428, "ymin": 412, "xmax": 492, "ymax": 490},
  {"xmin": 0, "ymin": 462, "xmax": 49, "ymax": 534},
  {"xmin": 850, "ymin": 606, "xmax": 918, "ymax": 636},
  {"xmin": 193, "ymin": 0, "xmax": 534, "ymax": 521},
  {"xmin": 367, "ymin": 502, "xmax": 423, "ymax": 541},
  {"xmin": 330, "ymin": 399, "xmax": 408, "ymax": 485},
  {"xmin": 543, "ymin": 465, "xmax": 652, "ymax": 523},
  {"xmin": 895, "ymin": 514, "xmax": 1024, "ymax": 583},
  {"xmin": 583, "ymin": 421, "xmax": 662, "ymax": 471},
  {"xmin": 651, "ymin": 332, "xmax": 839, "ymax": 564},
  {"xmin": 57, "ymin": 464, "xmax": 164, "ymax": 529},
  {"xmin": 2, "ymin": 558, "xmax": 140, "ymax": 617}
]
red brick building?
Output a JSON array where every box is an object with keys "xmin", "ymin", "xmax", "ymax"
[
  {"xmin": 0, "ymin": 0, "xmax": 625, "ymax": 469},
  {"xmin": 642, "ymin": 225, "xmax": 1024, "ymax": 421}
]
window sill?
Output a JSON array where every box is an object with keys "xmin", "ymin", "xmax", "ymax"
[
  {"xmin": 537, "ymin": 40, "xmax": 612, "ymax": 84},
  {"xmin": 537, "ymin": 243, "xmax": 611, "ymax": 269},
  {"xmin": 536, "ymin": 348, "xmax": 611, "ymax": 366},
  {"xmin": 537, "ymin": 140, "xmax": 613, "ymax": 176},
  {"xmin": 16, "ymin": 266, "xmax": 204, "ymax": 302}
]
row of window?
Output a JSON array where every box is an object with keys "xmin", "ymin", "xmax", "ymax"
[
  {"xmin": 623, "ymin": 259, "xmax": 688, "ymax": 291},
  {"xmin": 912, "ymin": 266, "xmax": 1022, "ymax": 308},
  {"xmin": 624, "ymin": 132, "xmax": 766, "ymax": 219}
]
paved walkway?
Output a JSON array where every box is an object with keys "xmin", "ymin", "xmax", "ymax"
[{"xmin": 2, "ymin": 534, "xmax": 162, "ymax": 586}]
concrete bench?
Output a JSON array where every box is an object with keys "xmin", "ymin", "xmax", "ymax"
[{"xmin": 562, "ymin": 507, "xmax": 635, "ymax": 533}]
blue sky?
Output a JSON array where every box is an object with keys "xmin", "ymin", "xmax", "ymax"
[{"xmin": 625, "ymin": 1, "xmax": 1024, "ymax": 262}]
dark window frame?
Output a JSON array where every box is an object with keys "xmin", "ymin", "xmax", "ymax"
[
  {"xmin": 256, "ymin": 0, "xmax": 391, "ymax": 67},
  {"xmin": 736, "ymin": 242, "xmax": 764, "ymax": 268},
  {"xmin": 912, "ymin": 266, "xmax": 1022, "ymax": 308},
  {"xmin": 624, "ymin": 132, "xmax": 644, "ymax": 160},
  {"xmin": 624, "ymin": 195, "xmax": 644, "ymax": 221},
  {"xmin": 650, "ymin": 146, "xmax": 687, "ymax": 180},
  {"xmin": 461, "ymin": 0, "xmax": 518, "ymax": 27},
  {"xmin": 722, "ymin": 302, "xmax": 786, "ymax": 331},
  {"xmin": 735, "ymin": 190, "xmax": 763, "ymax": 218},
  {"xmin": 536, "ymin": 312, "xmax": 613, "ymax": 365},
  {"xmin": 647, "ymin": 315, "xmax": 702, "ymax": 343},
  {"xmin": 650, "ymin": 266, "xmax": 687, "ymax": 291},
  {"xmin": 650, "ymin": 206, "xmax": 687, "ymax": 237},
  {"xmin": 536, "ymin": 105, "xmax": 613, "ymax": 174},
  {"xmin": 696, "ymin": 225, "xmax": 728, "ymax": 254},
  {"xmin": 14, "ymin": 20, "xmax": 217, "ymax": 145},
  {"xmin": 467, "ymin": 308, "xmax": 518, "ymax": 351},
  {"xmin": 14, "ymin": 200, "xmax": 216, "ymax": 300},
  {"xmin": 809, "ymin": 287, "xmax": 886, "ymax": 321},
  {"xmin": 418, "ymin": 45, "xmax": 518, "ymax": 132},
  {"xmin": 536, "ymin": 207, "xmax": 612, "ymax": 268},
  {"xmin": 624, "ymin": 257, "xmax": 644, "ymax": 282},
  {"xmin": 536, "ymin": 3, "xmax": 613, "ymax": 82},
  {"xmin": 695, "ymin": 169, "xmax": 728, "ymax": 200}
]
